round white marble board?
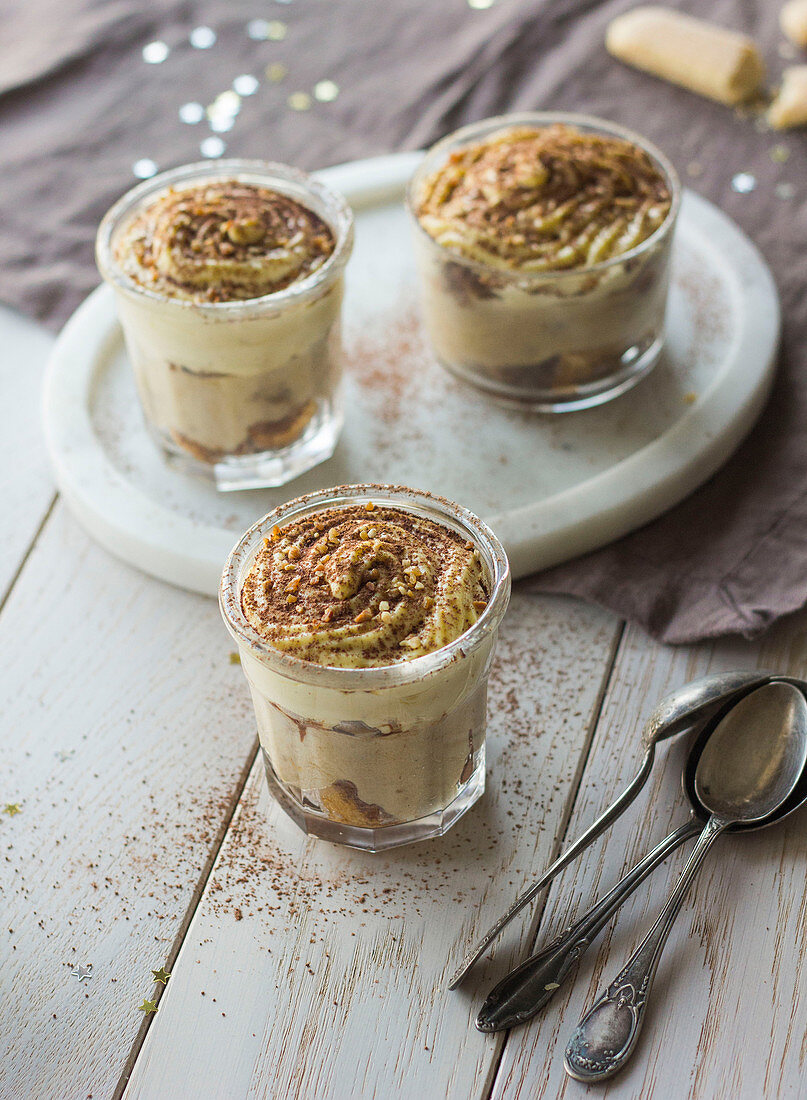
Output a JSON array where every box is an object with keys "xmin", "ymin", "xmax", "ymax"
[{"xmin": 42, "ymin": 152, "xmax": 779, "ymax": 597}]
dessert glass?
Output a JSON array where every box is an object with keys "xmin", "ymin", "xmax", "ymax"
[
  {"xmin": 407, "ymin": 112, "xmax": 681, "ymax": 412},
  {"xmin": 96, "ymin": 160, "xmax": 354, "ymax": 490},
  {"xmin": 220, "ymin": 484, "xmax": 511, "ymax": 852}
]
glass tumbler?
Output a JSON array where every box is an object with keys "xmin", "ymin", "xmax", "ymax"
[
  {"xmin": 406, "ymin": 112, "xmax": 681, "ymax": 412},
  {"xmin": 220, "ymin": 484, "xmax": 511, "ymax": 851},
  {"xmin": 96, "ymin": 160, "xmax": 354, "ymax": 490}
]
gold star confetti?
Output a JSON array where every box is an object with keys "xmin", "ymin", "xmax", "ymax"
[
  {"xmin": 229, "ymin": 652, "xmax": 241, "ymax": 665},
  {"xmin": 267, "ymin": 20, "xmax": 288, "ymax": 40},
  {"xmin": 313, "ymin": 79, "xmax": 339, "ymax": 103},
  {"xmin": 683, "ymin": 391, "xmax": 698, "ymax": 405},
  {"xmin": 288, "ymin": 92, "xmax": 312, "ymax": 111},
  {"xmin": 3, "ymin": 803, "xmax": 21, "ymax": 816},
  {"xmin": 770, "ymin": 145, "xmax": 790, "ymax": 164},
  {"xmin": 138, "ymin": 999, "xmax": 158, "ymax": 1014},
  {"xmin": 265, "ymin": 62, "xmax": 288, "ymax": 83},
  {"xmin": 71, "ymin": 964, "xmax": 93, "ymax": 982},
  {"xmin": 151, "ymin": 967, "xmax": 171, "ymax": 985}
]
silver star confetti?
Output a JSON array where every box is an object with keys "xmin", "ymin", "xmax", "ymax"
[
  {"xmin": 190, "ymin": 26, "xmax": 216, "ymax": 49},
  {"xmin": 142, "ymin": 41, "xmax": 169, "ymax": 64},
  {"xmin": 247, "ymin": 18, "xmax": 270, "ymax": 39},
  {"xmin": 313, "ymin": 80, "xmax": 339, "ymax": 103},
  {"xmin": 133, "ymin": 158, "xmax": 158, "ymax": 179},
  {"xmin": 776, "ymin": 182, "xmax": 796, "ymax": 200},
  {"xmin": 71, "ymin": 964, "xmax": 93, "ymax": 982},
  {"xmin": 731, "ymin": 172, "xmax": 756, "ymax": 194},
  {"xmin": 288, "ymin": 92, "xmax": 312, "ymax": 111},
  {"xmin": 233, "ymin": 74, "xmax": 260, "ymax": 96},
  {"xmin": 179, "ymin": 102, "xmax": 205, "ymax": 125},
  {"xmin": 208, "ymin": 90, "xmax": 241, "ymax": 119},
  {"xmin": 200, "ymin": 136, "xmax": 226, "ymax": 158}
]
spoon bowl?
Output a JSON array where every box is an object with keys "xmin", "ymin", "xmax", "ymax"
[
  {"xmin": 565, "ymin": 681, "xmax": 807, "ymax": 1082},
  {"xmin": 476, "ymin": 678, "xmax": 807, "ymax": 1034}
]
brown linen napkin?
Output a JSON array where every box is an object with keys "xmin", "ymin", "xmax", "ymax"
[{"xmin": 1, "ymin": 0, "xmax": 805, "ymax": 643}]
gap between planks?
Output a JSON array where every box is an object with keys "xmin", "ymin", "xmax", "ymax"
[
  {"xmin": 479, "ymin": 619, "xmax": 627, "ymax": 1100},
  {"xmin": 113, "ymin": 738, "xmax": 261, "ymax": 1100},
  {"xmin": 0, "ymin": 490, "xmax": 58, "ymax": 617}
]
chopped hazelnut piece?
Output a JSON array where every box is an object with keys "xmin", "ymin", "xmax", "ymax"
[
  {"xmin": 473, "ymin": 600, "xmax": 487, "ymax": 612},
  {"xmin": 354, "ymin": 609, "xmax": 372, "ymax": 623},
  {"xmin": 379, "ymin": 601, "xmax": 390, "ymax": 612},
  {"xmin": 288, "ymin": 545, "xmax": 301, "ymax": 560}
]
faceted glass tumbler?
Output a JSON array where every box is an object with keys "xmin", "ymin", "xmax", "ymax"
[
  {"xmin": 96, "ymin": 160, "xmax": 354, "ymax": 490},
  {"xmin": 407, "ymin": 112, "xmax": 681, "ymax": 412},
  {"xmin": 220, "ymin": 484, "xmax": 511, "ymax": 851}
]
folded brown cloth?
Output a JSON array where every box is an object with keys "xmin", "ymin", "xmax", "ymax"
[{"xmin": 2, "ymin": 0, "xmax": 805, "ymax": 643}]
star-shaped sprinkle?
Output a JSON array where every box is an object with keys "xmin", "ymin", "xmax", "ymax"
[
  {"xmin": 3, "ymin": 804, "xmax": 21, "ymax": 816},
  {"xmin": 151, "ymin": 967, "xmax": 171, "ymax": 985},
  {"xmin": 138, "ymin": 999, "xmax": 158, "ymax": 1014},
  {"xmin": 229, "ymin": 652, "xmax": 241, "ymax": 665},
  {"xmin": 71, "ymin": 964, "xmax": 93, "ymax": 982}
]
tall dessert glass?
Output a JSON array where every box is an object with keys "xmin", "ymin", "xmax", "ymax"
[
  {"xmin": 220, "ymin": 484, "xmax": 511, "ymax": 852},
  {"xmin": 407, "ymin": 113, "xmax": 681, "ymax": 412},
  {"xmin": 96, "ymin": 160, "xmax": 354, "ymax": 489}
]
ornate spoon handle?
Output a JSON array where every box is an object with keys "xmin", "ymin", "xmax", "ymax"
[
  {"xmin": 476, "ymin": 816, "xmax": 702, "ymax": 1032},
  {"xmin": 448, "ymin": 745, "xmax": 656, "ymax": 989},
  {"xmin": 564, "ymin": 815, "xmax": 728, "ymax": 1082}
]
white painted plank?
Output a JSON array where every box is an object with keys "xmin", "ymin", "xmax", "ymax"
[
  {"xmin": 491, "ymin": 615, "xmax": 807, "ymax": 1100},
  {"xmin": 0, "ymin": 504, "xmax": 257, "ymax": 1100},
  {"xmin": 0, "ymin": 304, "xmax": 56, "ymax": 597},
  {"xmin": 123, "ymin": 592, "xmax": 621, "ymax": 1100}
]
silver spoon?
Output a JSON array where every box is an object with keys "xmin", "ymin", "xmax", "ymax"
[
  {"xmin": 564, "ymin": 680, "xmax": 807, "ymax": 1082},
  {"xmin": 449, "ymin": 669, "xmax": 772, "ymax": 989},
  {"xmin": 476, "ymin": 678, "xmax": 807, "ymax": 1032}
]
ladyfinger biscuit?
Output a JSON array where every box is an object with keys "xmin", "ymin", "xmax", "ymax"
[
  {"xmin": 781, "ymin": 0, "xmax": 807, "ymax": 48},
  {"xmin": 606, "ymin": 6, "xmax": 765, "ymax": 105},
  {"xmin": 768, "ymin": 66, "xmax": 807, "ymax": 128}
]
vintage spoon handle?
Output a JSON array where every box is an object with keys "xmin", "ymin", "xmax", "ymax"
[
  {"xmin": 448, "ymin": 745, "xmax": 656, "ymax": 989},
  {"xmin": 564, "ymin": 814, "xmax": 728, "ymax": 1082},
  {"xmin": 476, "ymin": 816, "xmax": 702, "ymax": 1032}
]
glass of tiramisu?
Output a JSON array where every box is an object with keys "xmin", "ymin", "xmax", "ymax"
[
  {"xmin": 96, "ymin": 160, "xmax": 353, "ymax": 489},
  {"xmin": 407, "ymin": 113, "xmax": 680, "ymax": 411},
  {"xmin": 220, "ymin": 484, "xmax": 510, "ymax": 851}
]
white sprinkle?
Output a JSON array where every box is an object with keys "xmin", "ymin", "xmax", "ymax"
[
  {"xmin": 233, "ymin": 74, "xmax": 259, "ymax": 96},
  {"xmin": 179, "ymin": 101, "xmax": 205, "ymax": 124},
  {"xmin": 142, "ymin": 41, "xmax": 169, "ymax": 64},
  {"xmin": 190, "ymin": 26, "xmax": 216, "ymax": 49},
  {"xmin": 200, "ymin": 136, "xmax": 226, "ymax": 158},
  {"xmin": 133, "ymin": 158, "xmax": 158, "ymax": 179}
]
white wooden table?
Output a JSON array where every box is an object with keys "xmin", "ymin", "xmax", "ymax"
[{"xmin": 2, "ymin": 306, "xmax": 806, "ymax": 1100}]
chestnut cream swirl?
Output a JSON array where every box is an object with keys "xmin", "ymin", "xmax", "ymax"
[
  {"xmin": 240, "ymin": 504, "xmax": 489, "ymax": 667},
  {"xmin": 113, "ymin": 182, "xmax": 335, "ymax": 302},
  {"xmin": 415, "ymin": 124, "xmax": 671, "ymax": 273}
]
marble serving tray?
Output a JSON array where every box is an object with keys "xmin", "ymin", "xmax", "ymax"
[{"xmin": 42, "ymin": 152, "xmax": 779, "ymax": 596}]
